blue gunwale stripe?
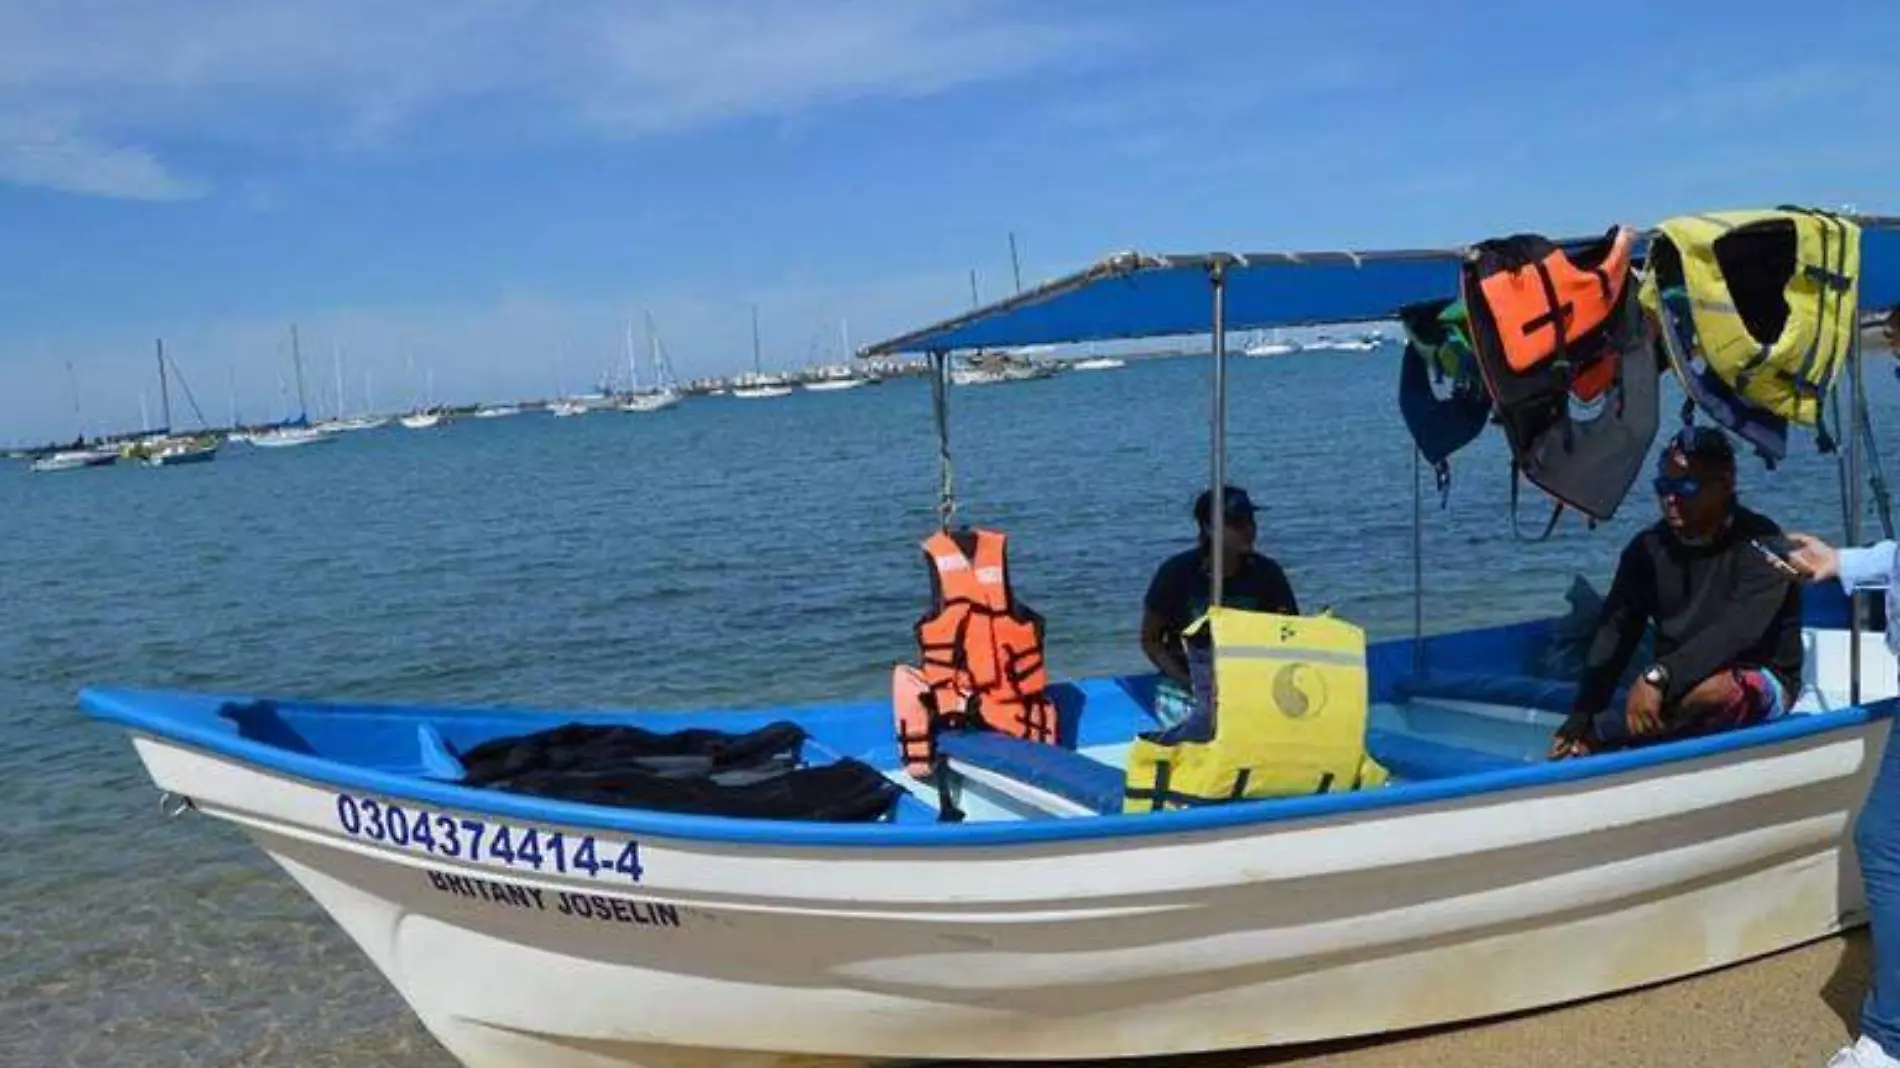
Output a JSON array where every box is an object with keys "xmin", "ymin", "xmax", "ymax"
[{"xmin": 80, "ymin": 686, "xmax": 1896, "ymax": 850}]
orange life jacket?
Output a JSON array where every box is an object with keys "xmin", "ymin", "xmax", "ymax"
[
  {"xmin": 1471, "ymin": 225, "xmax": 1636, "ymax": 375},
  {"xmin": 1460, "ymin": 225, "xmax": 1660, "ymax": 531},
  {"xmin": 893, "ymin": 528, "xmax": 1056, "ymax": 777}
]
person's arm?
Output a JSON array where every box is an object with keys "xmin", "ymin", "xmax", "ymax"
[
  {"xmin": 1569, "ymin": 543, "xmax": 1651, "ymax": 720},
  {"xmin": 1141, "ymin": 610, "xmax": 1192, "ymax": 686},
  {"xmin": 1651, "ymin": 542, "xmax": 1794, "ymax": 707},
  {"xmin": 1837, "ymin": 540, "xmax": 1899, "ymax": 592},
  {"xmin": 1141, "ymin": 562, "xmax": 1192, "ymax": 686},
  {"xmin": 1264, "ymin": 559, "xmax": 1299, "ymax": 616}
]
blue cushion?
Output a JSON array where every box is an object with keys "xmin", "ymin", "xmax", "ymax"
[{"xmin": 936, "ymin": 732, "xmax": 1125, "ymax": 815}]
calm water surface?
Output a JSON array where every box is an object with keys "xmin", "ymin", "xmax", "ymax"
[{"xmin": 2, "ymin": 350, "xmax": 1892, "ymax": 1066}]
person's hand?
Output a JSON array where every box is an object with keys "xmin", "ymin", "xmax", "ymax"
[
  {"xmin": 1550, "ymin": 712, "xmax": 1595, "ymax": 760},
  {"xmin": 1548, "ymin": 735, "xmax": 1593, "ymax": 760},
  {"xmin": 1625, "ymin": 678, "xmax": 1665, "ymax": 737},
  {"xmin": 1785, "ymin": 532, "xmax": 1841, "ymax": 583}
]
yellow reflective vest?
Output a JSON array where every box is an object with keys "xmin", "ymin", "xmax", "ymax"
[
  {"xmin": 1639, "ymin": 208, "xmax": 1861, "ymax": 427},
  {"xmin": 1123, "ymin": 607, "xmax": 1389, "ymax": 813}
]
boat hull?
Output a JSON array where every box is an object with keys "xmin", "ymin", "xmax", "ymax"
[{"xmin": 118, "ymin": 707, "xmax": 1884, "ymax": 1068}]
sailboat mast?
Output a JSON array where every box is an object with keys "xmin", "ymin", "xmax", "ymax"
[
  {"xmin": 645, "ymin": 310, "xmax": 666, "ymax": 388},
  {"xmin": 751, "ymin": 304, "xmax": 762, "ymax": 375},
  {"xmin": 156, "ymin": 338, "xmax": 173, "ymax": 432},
  {"xmin": 624, "ymin": 320, "xmax": 638, "ymax": 393},
  {"xmin": 65, "ymin": 359, "xmax": 84, "ymax": 440},
  {"xmin": 290, "ymin": 324, "xmax": 310, "ymax": 423},
  {"xmin": 333, "ymin": 342, "xmax": 346, "ymax": 420}
]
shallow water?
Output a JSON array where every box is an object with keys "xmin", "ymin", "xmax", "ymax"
[{"xmin": 2, "ymin": 349, "xmax": 1892, "ymax": 1066}]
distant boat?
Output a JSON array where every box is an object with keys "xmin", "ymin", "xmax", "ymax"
[
  {"xmin": 251, "ymin": 426, "xmax": 336, "ymax": 449},
  {"xmin": 473, "ymin": 405, "xmax": 522, "ymax": 419},
  {"xmin": 950, "ymin": 351, "xmax": 1059, "ymax": 386},
  {"xmin": 732, "ymin": 305, "xmax": 794, "ymax": 399},
  {"xmin": 619, "ymin": 313, "xmax": 685, "ymax": 412},
  {"xmin": 400, "ymin": 411, "xmax": 444, "ymax": 430},
  {"xmin": 802, "ymin": 377, "xmax": 866, "ymax": 392},
  {"xmin": 548, "ymin": 399, "xmax": 589, "ymax": 418},
  {"xmin": 1070, "ymin": 356, "xmax": 1126, "ymax": 371},
  {"xmin": 620, "ymin": 391, "xmax": 682, "ymax": 412},
  {"xmin": 141, "ymin": 439, "xmax": 219, "ymax": 466},
  {"xmin": 133, "ymin": 339, "xmax": 220, "ymax": 468},
  {"xmin": 1243, "ymin": 330, "xmax": 1301, "ymax": 357},
  {"xmin": 29, "ymin": 446, "xmax": 117, "ymax": 472},
  {"xmin": 324, "ymin": 414, "xmax": 390, "ymax": 432}
]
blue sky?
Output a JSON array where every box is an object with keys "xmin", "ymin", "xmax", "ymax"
[{"xmin": 2, "ymin": 0, "xmax": 1894, "ymax": 442}]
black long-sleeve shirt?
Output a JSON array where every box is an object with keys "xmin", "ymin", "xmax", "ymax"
[{"xmin": 1572, "ymin": 505, "xmax": 1803, "ymax": 717}]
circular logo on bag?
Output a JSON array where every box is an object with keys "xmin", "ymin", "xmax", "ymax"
[{"xmin": 1273, "ymin": 663, "xmax": 1328, "ymax": 719}]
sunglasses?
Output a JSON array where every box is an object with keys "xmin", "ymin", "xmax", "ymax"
[{"xmin": 1654, "ymin": 475, "xmax": 1703, "ymax": 499}]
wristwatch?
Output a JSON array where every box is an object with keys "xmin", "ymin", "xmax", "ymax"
[{"xmin": 1641, "ymin": 663, "xmax": 1671, "ymax": 691}]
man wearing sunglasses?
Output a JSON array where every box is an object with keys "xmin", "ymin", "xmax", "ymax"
[{"xmin": 1549, "ymin": 426, "xmax": 1803, "ymax": 759}]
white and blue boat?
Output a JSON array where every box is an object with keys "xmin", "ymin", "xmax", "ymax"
[{"xmin": 81, "ymin": 213, "xmax": 1900, "ymax": 1068}]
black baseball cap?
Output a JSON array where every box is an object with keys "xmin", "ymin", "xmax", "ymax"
[{"xmin": 1194, "ymin": 485, "xmax": 1257, "ymax": 525}]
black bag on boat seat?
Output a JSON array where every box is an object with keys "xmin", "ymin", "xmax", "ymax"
[
  {"xmin": 456, "ymin": 720, "xmax": 809, "ymax": 788},
  {"xmin": 1461, "ymin": 228, "xmax": 1662, "ymax": 530},
  {"xmin": 480, "ymin": 757, "xmax": 906, "ymax": 823}
]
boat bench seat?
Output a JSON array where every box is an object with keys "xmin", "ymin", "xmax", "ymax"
[
  {"xmin": 936, "ymin": 731, "xmax": 1125, "ymax": 815},
  {"xmin": 1394, "ymin": 671, "xmax": 1626, "ymax": 716},
  {"xmin": 1365, "ymin": 728, "xmax": 1525, "ymax": 778}
]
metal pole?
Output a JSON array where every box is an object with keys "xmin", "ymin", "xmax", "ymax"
[
  {"xmin": 929, "ymin": 350, "xmax": 956, "ymax": 533},
  {"xmin": 1209, "ymin": 261, "xmax": 1229, "ymax": 609},
  {"xmin": 1009, "ymin": 232, "xmax": 1023, "ymax": 295},
  {"xmin": 1412, "ymin": 446, "xmax": 1425, "ymax": 673},
  {"xmin": 1849, "ymin": 327, "xmax": 1866, "ymax": 706}
]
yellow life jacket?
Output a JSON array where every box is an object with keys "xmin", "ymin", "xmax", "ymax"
[
  {"xmin": 1638, "ymin": 208, "xmax": 1861, "ymax": 429},
  {"xmin": 1122, "ymin": 607, "xmax": 1389, "ymax": 813}
]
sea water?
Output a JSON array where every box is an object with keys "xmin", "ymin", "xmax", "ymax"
[{"xmin": 1, "ymin": 349, "xmax": 1889, "ymax": 1065}]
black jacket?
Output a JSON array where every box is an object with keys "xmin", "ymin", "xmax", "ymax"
[{"xmin": 1571, "ymin": 504, "xmax": 1803, "ymax": 717}]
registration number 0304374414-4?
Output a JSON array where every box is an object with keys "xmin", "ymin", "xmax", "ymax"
[{"xmin": 333, "ymin": 794, "xmax": 644, "ymax": 883}]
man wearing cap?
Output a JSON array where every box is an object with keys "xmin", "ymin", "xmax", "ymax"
[
  {"xmin": 1549, "ymin": 426, "xmax": 1804, "ymax": 758},
  {"xmin": 1140, "ymin": 485, "xmax": 1300, "ymax": 728}
]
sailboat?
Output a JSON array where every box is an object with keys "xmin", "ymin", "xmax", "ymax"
[
  {"xmin": 29, "ymin": 360, "xmax": 119, "ymax": 471},
  {"xmin": 548, "ymin": 344, "xmax": 590, "ymax": 417},
  {"xmin": 317, "ymin": 346, "xmax": 389, "ymax": 431},
  {"xmin": 1242, "ymin": 329, "xmax": 1301, "ymax": 357},
  {"xmin": 731, "ymin": 304, "xmax": 794, "ymax": 399},
  {"xmin": 802, "ymin": 317, "xmax": 870, "ymax": 392},
  {"xmin": 619, "ymin": 313, "xmax": 683, "ymax": 413},
  {"xmin": 136, "ymin": 339, "xmax": 220, "ymax": 466},
  {"xmin": 252, "ymin": 326, "xmax": 336, "ymax": 448},
  {"xmin": 400, "ymin": 356, "xmax": 445, "ymax": 429}
]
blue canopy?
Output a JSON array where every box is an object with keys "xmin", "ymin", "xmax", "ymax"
[{"xmin": 860, "ymin": 216, "xmax": 1900, "ymax": 356}]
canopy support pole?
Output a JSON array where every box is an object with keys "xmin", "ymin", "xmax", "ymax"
[
  {"xmin": 1412, "ymin": 446, "xmax": 1426, "ymax": 673},
  {"xmin": 928, "ymin": 350, "xmax": 956, "ymax": 533},
  {"xmin": 1849, "ymin": 327, "xmax": 1866, "ymax": 707},
  {"xmin": 1208, "ymin": 261, "xmax": 1229, "ymax": 609}
]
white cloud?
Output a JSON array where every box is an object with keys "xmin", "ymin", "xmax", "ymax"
[
  {"xmin": 0, "ymin": 114, "xmax": 204, "ymax": 201},
  {"xmin": 0, "ymin": 0, "xmax": 1110, "ymax": 199}
]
